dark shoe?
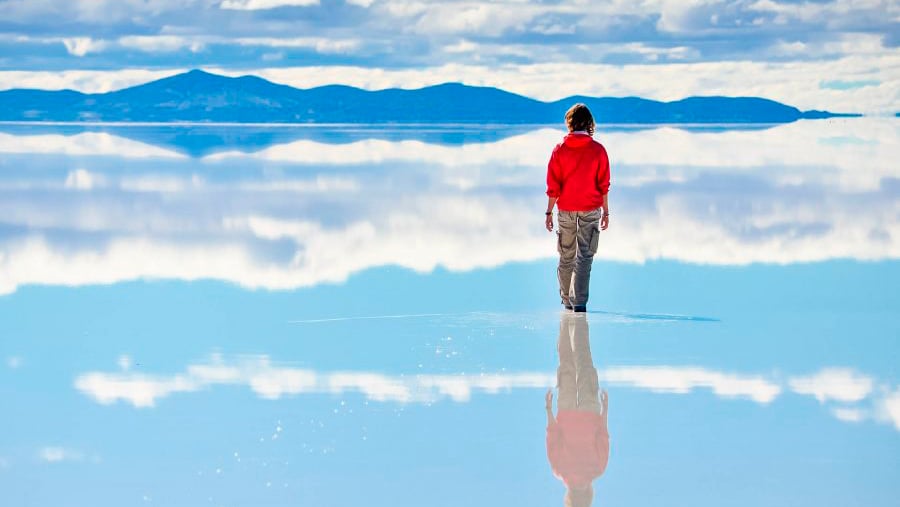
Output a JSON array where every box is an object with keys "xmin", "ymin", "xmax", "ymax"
[
  {"xmin": 572, "ymin": 305, "xmax": 587, "ymax": 313},
  {"xmin": 563, "ymin": 303, "xmax": 573, "ymax": 311}
]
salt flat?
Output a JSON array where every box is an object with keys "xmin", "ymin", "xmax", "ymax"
[{"xmin": 0, "ymin": 119, "xmax": 897, "ymax": 506}]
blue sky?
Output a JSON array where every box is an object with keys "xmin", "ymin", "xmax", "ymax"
[{"xmin": 0, "ymin": 0, "xmax": 897, "ymax": 112}]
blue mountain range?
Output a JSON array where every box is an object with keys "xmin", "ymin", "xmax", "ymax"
[{"xmin": 0, "ymin": 69, "xmax": 857, "ymax": 124}]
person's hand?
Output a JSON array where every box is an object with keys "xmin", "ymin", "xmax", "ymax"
[
  {"xmin": 600, "ymin": 389, "xmax": 609, "ymax": 412},
  {"xmin": 545, "ymin": 213, "xmax": 554, "ymax": 232},
  {"xmin": 545, "ymin": 389, "xmax": 553, "ymax": 410},
  {"xmin": 600, "ymin": 212, "xmax": 609, "ymax": 231}
]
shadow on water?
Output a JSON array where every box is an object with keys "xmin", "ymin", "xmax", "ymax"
[{"xmin": 589, "ymin": 310, "xmax": 720, "ymax": 323}]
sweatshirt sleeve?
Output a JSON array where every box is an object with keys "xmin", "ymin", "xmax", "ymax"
[
  {"xmin": 594, "ymin": 427, "xmax": 610, "ymax": 477},
  {"xmin": 546, "ymin": 145, "xmax": 562, "ymax": 198},
  {"xmin": 596, "ymin": 145, "xmax": 610, "ymax": 196},
  {"xmin": 546, "ymin": 420, "xmax": 562, "ymax": 468}
]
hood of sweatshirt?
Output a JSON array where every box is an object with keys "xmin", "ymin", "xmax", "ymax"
[{"xmin": 563, "ymin": 133, "xmax": 593, "ymax": 148}]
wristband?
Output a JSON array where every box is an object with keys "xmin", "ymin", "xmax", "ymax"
[{"xmin": 545, "ymin": 211, "xmax": 552, "ymax": 216}]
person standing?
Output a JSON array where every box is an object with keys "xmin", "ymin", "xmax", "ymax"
[{"xmin": 545, "ymin": 103, "xmax": 611, "ymax": 312}]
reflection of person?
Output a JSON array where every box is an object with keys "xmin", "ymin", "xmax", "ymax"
[
  {"xmin": 544, "ymin": 103, "xmax": 611, "ymax": 312},
  {"xmin": 546, "ymin": 313, "xmax": 609, "ymax": 507}
]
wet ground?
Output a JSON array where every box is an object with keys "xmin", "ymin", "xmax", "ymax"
[{"xmin": 1, "ymin": 119, "xmax": 898, "ymax": 506}]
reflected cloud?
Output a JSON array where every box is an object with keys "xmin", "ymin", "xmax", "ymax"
[
  {"xmin": 602, "ymin": 366, "xmax": 780, "ymax": 404},
  {"xmin": 75, "ymin": 372, "xmax": 201, "ymax": 408},
  {"xmin": 75, "ymin": 354, "xmax": 555, "ymax": 406},
  {"xmin": 0, "ymin": 132, "xmax": 183, "ymax": 158},
  {"xmin": 4, "ymin": 120, "xmax": 895, "ymax": 191},
  {"xmin": 204, "ymin": 120, "xmax": 899, "ymax": 191},
  {"xmin": 788, "ymin": 368, "xmax": 900, "ymax": 431},
  {"xmin": 831, "ymin": 407, "xmax": 866, "ymax": 423},
  {"xmin": 69, "ymin": 355, "xmax": 771, "ymax": 407},
  {"xmin": 64, "ymin": 168, "xmax": 102, "ymax": 190},
  {"xmin": 73, "ymin": 354, "xmax": 900, "ymax": 433},
  {"xmin": 788, "ymin": 368, "xmax": 874, "ymax": 403},
  {"xmin": 37, "ymin": 446, "xmax": 92, "ymax": 463},
  {"xmin": 877, "ymin": 389, "xmax": 900, "ymax": 431},
  {"xmin": 206, "ymin": 132, "xmax": 557, "ymax": 169},
  {"xmin": 8, "ymin": 120, "xmax": 894, "ymax": 194},
  {"xmin": 0, "ymin": 120, "xmax": 898, "ymax": 295}
]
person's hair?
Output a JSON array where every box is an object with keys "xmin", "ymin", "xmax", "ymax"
[{"xmin": 565, "ymin": 103, "xmax": 595, "ymax": 135}]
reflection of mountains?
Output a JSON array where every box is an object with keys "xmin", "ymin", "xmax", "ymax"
[
  {"xmin": 0, "ymin": 123, "xmax": 780, "ymax": 157},
  {"xmin": 0, "ymin": 124, "xmax": 539, "ymax": 157}
]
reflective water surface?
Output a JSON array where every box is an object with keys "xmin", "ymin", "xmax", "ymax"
[{"xmin": 1, "ymin": 119, "xmax": 898, "ymax": 506}]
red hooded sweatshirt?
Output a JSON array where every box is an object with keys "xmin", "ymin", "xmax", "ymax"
[
  {"xmin": 546, "ymin": 133, "xmax": 610, "ymax": 212},
  {"xmin": 546, "ymin": 410, "xmax": 610, "ymax": 489}
]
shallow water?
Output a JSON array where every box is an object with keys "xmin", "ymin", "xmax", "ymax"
[{"xmin": 0, "ymin": 119, "xmax": 898, "ymax": 506}]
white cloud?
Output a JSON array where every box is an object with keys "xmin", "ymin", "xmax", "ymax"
[
  {"xmin": 61, "ymin": 37, "xmax": 108, "ymax": 57},
  {"xmin": 789, "ymin": 368, "xmax": 875, "ymax": 403},
  {"xmin": 748, "ymin": 0, "xmax": 899, "ymax": 27},
  {"xmin": 118, "ymin": 35, "xmax": 205, "ymax": 53},
  {"xmin": 13, "ymin": 33, "xmax": 362, "ymax": 58},
  {"xmin": 219, "ymin": 0, "xmax": 319, "ymax": 9},
  {"xmin": 411, "ymin": 3, "xmax": 539, "ymax": 37},
  {"xmin": 232, "ymin": 37, "xmax": 361, "ymax": 54},
  {"xmin": 655, "ymin": 0, "xmax": 720, "ymax": 33},
  {"xmin": 0, "ymin": 0, "xmax": 896, "ymax": 83},
  {"xmin": 0, "ymin": 0, "xmax": 210, "ymax": 24},
  {"xmin": 38, "ymin": 446, "xmax": 83, "ymax": 463},
  {"xmin": 443, "ymin": 40, "xmax": 479, "ymax": 54}
]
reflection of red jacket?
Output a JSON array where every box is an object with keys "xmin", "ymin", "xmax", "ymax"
[
  {"xmin": 546, "ymin": 410, "xmax": 610, "ymax": 489},
  {"xmin": 546, "ymin": 133, "xmax": 610, "ymax": 212}
]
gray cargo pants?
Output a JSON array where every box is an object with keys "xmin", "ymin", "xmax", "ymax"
[
  {"xmin": 557, "ymin": 313, "xmax": 603, "ymax": 414},
  {"xmin": 557, "ymin": 208, "xmax": 602, "ymax": 308}
]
